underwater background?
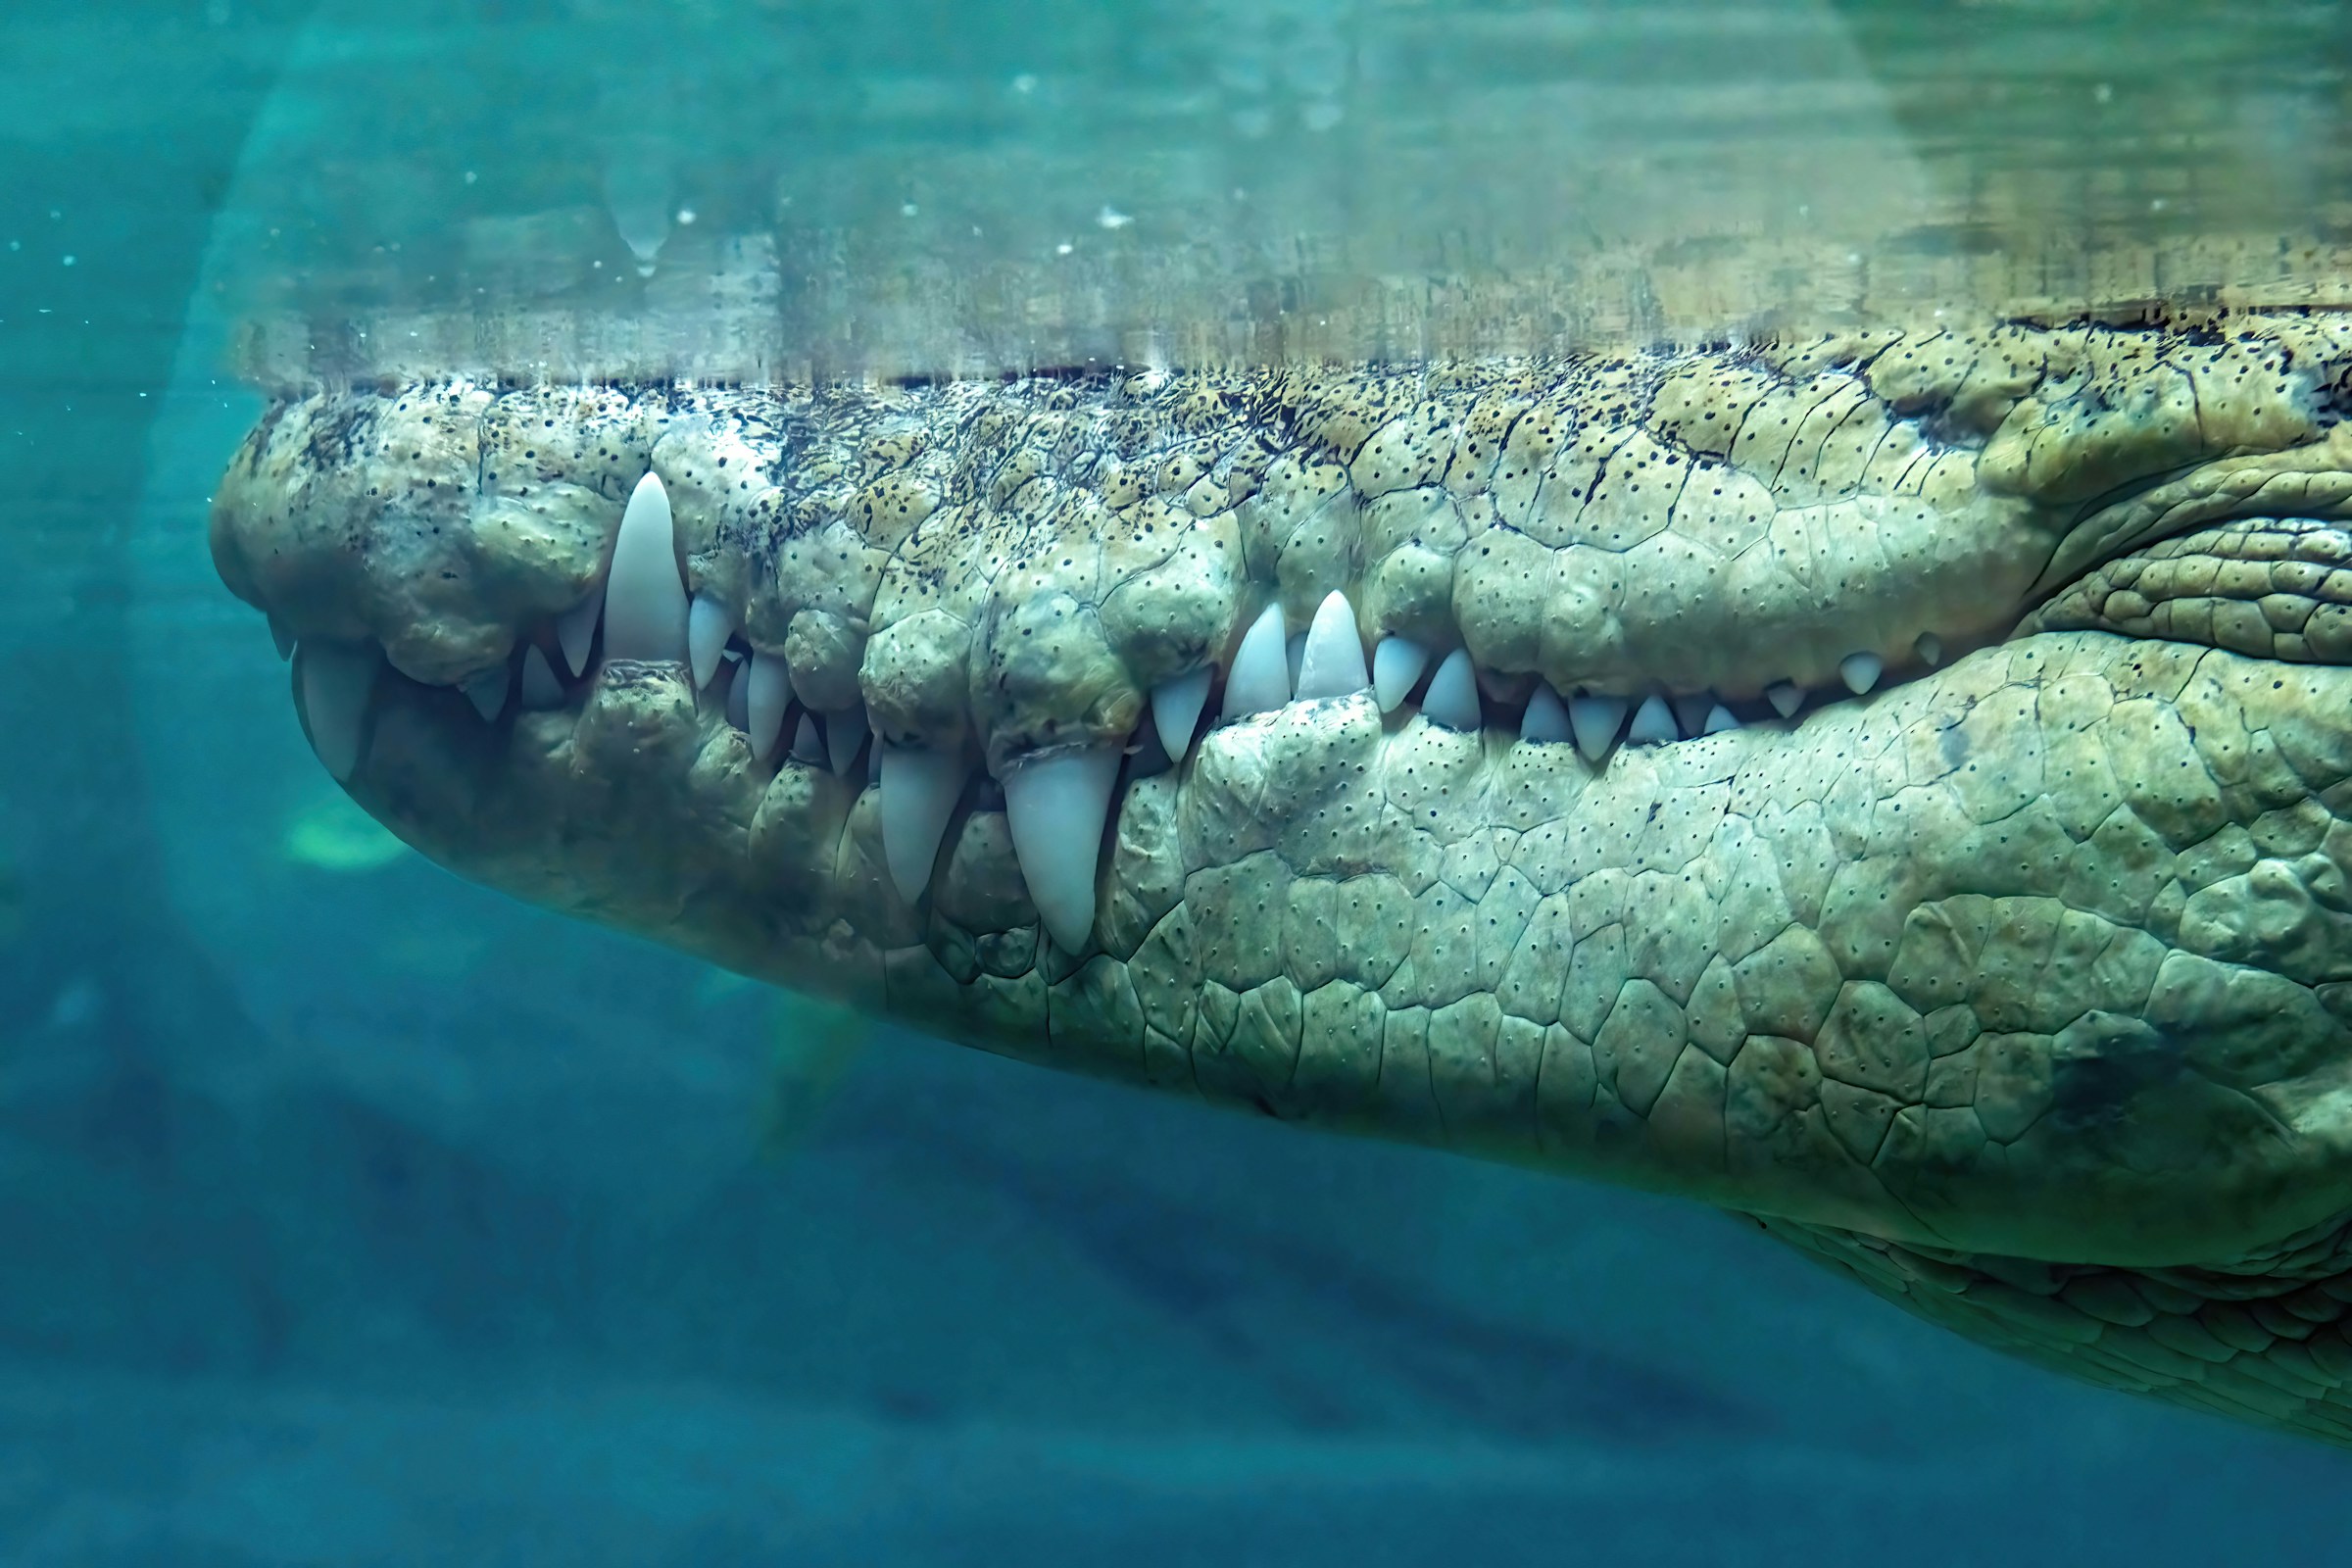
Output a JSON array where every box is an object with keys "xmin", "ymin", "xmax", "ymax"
[{"xmin": 5, "ymin": 1, "xmax": 2352, "ymax": 1561}]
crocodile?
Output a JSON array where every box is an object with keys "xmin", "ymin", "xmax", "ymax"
[{"xmin": 210, "ymin": 311, "xmax": 2352, "ymax": 1444}]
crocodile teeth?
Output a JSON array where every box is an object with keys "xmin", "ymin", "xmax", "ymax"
[
  {"xmin": 556, "ymin": 591, "xmax": 601, "ymax": 677},
  {"xmin": 1839, "ymin": 651, "xmax": 1884, "ymax": 695},
  {"xmin": 1671, "ymin": 693, "xmax": 1714, "ymax": 736},
  {"xmin": 826, "ymin": 703, "xmax": 868, "ymax": 776},
  {"xmin": 1519, "ymin": 682, "xmax": 1572, "ymax": 744},
  {"xmin": 1421, "ymin": 648, "xmax": 1481, "ymax": 731},
  {"xmin": 1003, "ymin": 747, "xmax": 1120, "ymax": 953},
  {"xmin": 1765, "ymin": 681, "xmax": 1804, "ymax": 718},
  {"xmin": 1221, "ymin": 603, "xmax": 1291, "ymax": 720},
  {"xmin": 1293, "ymin": 590, "xmax": 1368, "ymax": 700},
  {"xmin": 1372, "ymin": 635, "xmax": 1430, "ymax": 712},
  {"xmin": 601, "ymin": 471, "xmax": 687, "ymax": 665},
  {"xmin": 789, "ymin": 712, "xmax": 826, "ymax": 765},
  {"xmin": 723, "ymin": 656, "xmax": 752, "ymax": 732},
  {"xmin": 1703, "ymin": 703, "xmax": 1740, "ymax": 734},
  {"xmin": 1626, "ymin": 695, "xmax": 1678, "ymax": 746},
  {"xmin": 687, "ymin": 591, "xmax": 735, "ymax": 691},
  {"xmin": 298, "ymin": 640, "xmax": 382, "ymax": 783},
  {"xmin": 462, "ymin": 664, "xmax": 511, "ymax": 722},
  {"xmin": 747, "ymin": 651, "xmax": 792, "ymax": 761},
  {"xmin": 1151, "ymin": 668, "xmax": 1212, "ymax": 760},
  {"xmin": 1568, "ymin": 693, "xmax": 1627, "ymax": 763},
  {"xmin": 1915, "ymin": 632, "xmax": 1943, "ymax": 666},
  {"xmin": 878, "ymin": 743, "xmax": 966, "ymax": 906},
  {"xmin": 519, "ymin": 646, "xmax": 564, "ymax": 709}
]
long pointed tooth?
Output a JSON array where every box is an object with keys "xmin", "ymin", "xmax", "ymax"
[
  {"xmin": 269, "ymin": 615, "xmax": 296, "ymax": 662},
  {"xmin": 878, "ymin": 743, "xmax": 967, "ymax": 906},
  {"xmin": 724, "ymin": 657, "xmax": 752, "ymax": 731},
  {"xmin": 1519, "ymin": 682, "xmax": 1572, "ymax": 744},
  {"xmin": 1003, "ymin": 746, "xmax": 1120, "ymax": 953},
  {"xmin": 1839, "ymin": 651, "xmax": 1884, "ymax": 695},
  {"xmin": 688, "ymin": 591, "xmax": 735, "ymax": 691},
  {"xmin": 1626, "ymin": 695, "xmax": 1678, "ymax": 746},
  {"xmin": 1568, "ymin": 693, "xmax": 1627, "ymax": 762},
  {"xmin": 1372, "ymin": 635, "xmax": 1431, "ymax": 712},
  {"xmin": 1914, "ymin": 632, "xmax": 1943, "ymax": 666},
  {"xmin": 519, "ymin": 646, "xmax": 564, "ymax": 709},
  {"xmin": 1703, "ymin": 704, "xmax": 1740, "ymax": 734},
  {"xmin": 601, "ymin": 471, "xmax": 688, "ymax": 664},
  {"xmin": 556, "ymin": 591, "xmax": 601, "ymax": 676},
  {"xmin": 789, "ymin": 712, "xmax": 826, "ymax": 764},
  {"xmin": 463, "ymin": 664, "xmax": 512, "ymax": 722},
  {"xmin": 1220, "ymin": 603, "xmax": 1291, "ymax": 720},
  {"xmin": 826, "ymin": 702, "xmax": 868, "ymax": 776},
  {"xmin": 297, "ymin": 641, "xmax": 382, "ymax": 783},
  {"xmin": 1152, "ymin": 668, "xmax": 1213, "ymax": 760},
  {"xmin": 1421, "ymin": 648, "xmax": 1481, "ymax": 731},
  {"xmin": 1765, "ymin": 681, "xmax": 1804, "ymax": 718},
  {"xmin": 1293, "ymin": 590, "xmax": 1368, "ymax": 700},
  {"xmin": 747, "ymin": 651, "xmax": 792, "ymax": 760}
]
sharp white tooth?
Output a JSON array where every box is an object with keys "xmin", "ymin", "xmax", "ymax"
[
  {"xmin": 1765, "ymin": 681, "xmax": 1804, "ymax": 718},
  {"xmin": 747, "ymin": 651, "xmax": 792, "ymax": 760},
  {"xmin": 601, "ymin": 471, "xmax": 688, "ymax": 664},
  {"xmin": 1421, "ymin": 648, "xmax": 1481, "ymax": 731},
  {"xmin": 269, "ymin": 615, "xmax": 296, "ymax": 662},
  {"xmin": 1627, "ymin": 695, "xmax": 1678, "ymax": 745},
  {"xmin": 519, "ymin": 646, "xmax": 564, "ymax": 709},
  {"xmin": 790, "ymin": 712, "xmax": 826, "ymax": 764},
  {"xmin": 1151, "ymin": 668, "xmax": 1213, "ymax": 760},
  {"xmin": 1220, "ymin": 603, "xmax": 1291, "ymax": 720},
  {"xmin": 688, "ymin": 591, "xmax": 734, "ymax": 691},
  {"xmin": 724, "ymin": 657, "xmax": 752, "ymax": 732},
  {"xmin": 1915, "ymin": 632, "xmax": 1943, "ymax": 666},
  {"xmin": 878, "ymin": 743, "xmax": 967, "ymax": 906},
  {"xmin": 1703, "ymin": 703, "xmax": 1740, "ymax": 734},
  {"xmin": 462, "ymin": 664, "xmax": 511, "ymax": 722},
  {"xmin": 1670, "ymin": 693, "xmax": 1713, "ymax": 736},
  {"xmin": 1839, "ymin": 651, "xmax": 1884, "ymax": 695},
  {"xmin": 1568, "ymin": 693, "xmax": 1628, "ymax": 762},
  {"xmin": 556, "ymin": 591, "xmax": 601, "ymax": 676},
  {"xmin": 1519, "ymin": 681, "xmax": 1572, "ymax": 744},
  {"xmin": 297, "ymin": 641, "xmax": 382, "ymax": 783},
  {"xmin": 1293, "ymin": 590, "xmax": 1369, "ymax": 700},
  {"xmin": 1372, "ymin": 635, "xmax": 1430, "ymax": 712},
  {"xmin": 826, "ymin": 703, "xmax": 867, "ymax": 776},
  {"xmin": 1003, "ymin": 746, "xmax": 1120, "ymax": 953}
]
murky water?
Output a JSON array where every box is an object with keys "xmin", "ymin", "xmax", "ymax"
[{"xmin": 4, "ymin": 2, "xmax": 2352, "ymax": 1562}]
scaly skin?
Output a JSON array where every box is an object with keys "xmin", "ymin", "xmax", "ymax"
[{"xmin": 212, "ymin": 314, "xmax": 2352, "ymax": 1442}]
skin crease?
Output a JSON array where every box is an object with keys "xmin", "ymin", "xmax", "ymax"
[{"xmin": 213, "ymin": 312, "xmax": 2352, "ymax": 1444}]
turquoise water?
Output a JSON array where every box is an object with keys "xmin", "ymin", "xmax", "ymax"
[{"xmin": 5, "ymin": 2, "xmax": 2352, "ymax": 1561}]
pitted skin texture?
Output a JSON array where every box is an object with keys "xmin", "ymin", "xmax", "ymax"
[{"xmin": 213, "ymin": 314, "xmax": 2352, "ymax": 1444}]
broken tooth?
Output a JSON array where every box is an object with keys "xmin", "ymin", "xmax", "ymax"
[
  {"xmin": 600, "ymin": 471, "xmax": 688, "ymax": 665},
  {"xmin": 1151, "ymin": 667, "xmax": 1213, "ymax": 761},
  {"xmin": 1420, "ymin": 648, "xmax": 1481, "ymax": 731},
  {"xmin": 747, "ymin": 651, "xmax": 792, "ymax": 761},
  {"xmin": 1568, "ymin": 693, "xmax": 1628, "ymax": 763},
  {"xmin": 555, "ymin": 591, "xmax": 601, "ymax": 677},
  {"xmin": 519, "ymin": 646, "xmax": 564, "ymax": 710},
  {"xmin": 462, "ymin": 663, "xmax": 512, "ymax": 722},
  {"xmin": 1220, "ymin": 603, "xmax": 1291, "ymax": 720},
  {"xmin": 723, "ymin": 656, "xmax": 752, "ymax": 732},
  {"xmin": 297, "ymin": 640, "xmax": 382, "ymax": 784},
  {"xmin": 1372, "ymin": 635, "xmax": 1431, "ymax": 712},
  {"xmin": 1626, "ymin": 694, "xmax": 1678, "ymax": 746},
  {"xmin": 1519, "ymin": 681, "xmax": 1572, "ymax": 744},
  {"xmin": 1293, "ymin": 590, "xmax": 1369, "ymax": 701},
  {"xmin": 826, "ymin": 702, "xmax": 868, "ymax": 776},
  {"xmin": 1839, "ymin": 651, "xmax": 1884, "ymax": 695},
  {"xmin": 1703, "ymin": 703, "xmax": 1740, "ymax": 734},
  {"xmin": 1003, "ymin": 746, "xmax": 1121, "ymax": 954},
  {"xmin": 878, "ymin": 743, "xmax": 968, "ymax": 906},
  {"xmin": 1765, "ymin": 681, "xmax": 1804, "ymax": 719},
  {"xmin": 687, "ymin": 591, "xmax": 735, "ymax": 691},
  {"xmin": 1915, "ymin": 632, "xmax": 1943, "ymax": 666}
]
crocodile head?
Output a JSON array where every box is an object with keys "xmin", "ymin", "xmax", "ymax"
[{"xmin": 211, "ymin": 314, "xmax": 2352, "ymax": 1441}]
